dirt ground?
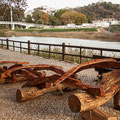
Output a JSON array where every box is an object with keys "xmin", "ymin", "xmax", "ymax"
[{"xmin": 4, "ymin": 31, "xmax": 120, "ymax": 42}]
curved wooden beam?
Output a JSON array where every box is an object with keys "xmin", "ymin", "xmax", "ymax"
[
  {"xmin": 1, "ymin": 64, "xmax": 64, "ymax": 78},
  {"xmin": 54, "ymin": 59, "xmax": 118, "ymax": 85}
]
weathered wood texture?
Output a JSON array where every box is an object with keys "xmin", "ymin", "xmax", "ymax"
[
  {"xmin": 16, "ymin": 84, "xmax": 68, "ymax": 102},
  {"xmin": 55, "ymin": 59, "xmax": 120, "ymax": 85},
  {"xmin": 0, "ymin": 76, "xmax": 28, "ymax": 84},
  {"xmin": 81, "ymin": 108, "xmax": 117, "ymax": 120},
  {"xmin": 114, "ymin": 91, "xmax": 120, "ymax": 110},
  {"xmin": 68, "ymin": 70, "xmax": 120, "ymax": 113},
  {"xmin": 1, "ymin": 64, "xmax": 64, "ymax": 78}
]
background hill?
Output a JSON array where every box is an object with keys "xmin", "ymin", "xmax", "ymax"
[{"xmin": 73, "ymin": 2, "xmax": 120, "ymax": 21}]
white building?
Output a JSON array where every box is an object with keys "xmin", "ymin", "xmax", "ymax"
[
  {"xmin": 92, "ymin": 19, "xmax": 119, "ymax": 28},
  {"xmin": 67, "ymin": 23, "xmax": 76, "ymax": 28},
  {"xmin": 40, "ymin": 5, "xmax": 56, "ymax": 15}
]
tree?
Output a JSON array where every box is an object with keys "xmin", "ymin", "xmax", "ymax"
[
  {"xmin": 73, "ymin": 2, "xmax": 120, "ymax": 20},
  {"xmin": 25, "ymin": 15, "xmax": 33, "ymax": 23},
  {"xmin": 61, "ymin": 11, "xmax": 87, "ymax": 25},
  {"xmin": 0, "ymin": 0, "xmax": 27, "ymax": 21},
  {"xmin": 49, "ymin": 15, "xmax": 61, "ymax": 26},
  {"xmin": 0, "ymin": 0, "xmax": 27, "ymax": 8},
  {"xmin": 86, "ymin": 15, "xmax": 92, "ymax": 23},
  {"xmin": 32, "ymin": 8, "xmax": 49, "ymax": 25},
  {"xmin": 54, "ymin": 9, "xmax": 69, "ymax": 19}
]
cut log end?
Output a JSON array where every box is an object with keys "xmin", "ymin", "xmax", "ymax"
[
  {"xmin": 16, "ymin": 89, "xmax": 23, "ymax": 102},
  {"xmin": 68, "ymin": 94, "xmax": 81, "ymax": 113}
]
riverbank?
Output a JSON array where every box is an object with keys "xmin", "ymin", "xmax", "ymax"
[{"xmin": 1, "ymin": 30, "xmax": 120, "ymax": 42}]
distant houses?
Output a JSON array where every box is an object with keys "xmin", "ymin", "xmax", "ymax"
[
  {"xmin": 25, "ymin": 5, "xmax": 56, "ymax": 17},
  {"xmin": 66, "ymin": 19, "xmax": 119, "ymax": 28},
  {"xmin": 92, "ymin": 18, "xmax": 119, "ymax": 28}
]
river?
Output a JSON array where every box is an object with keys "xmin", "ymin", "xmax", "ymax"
[{"xmin": 0, "ymin": 36, "xmax": 120, "ymax": 49}]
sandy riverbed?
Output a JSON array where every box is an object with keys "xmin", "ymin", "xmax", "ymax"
[{"xmin": 4, "ymin": 31, "xmax": 120, "ymax": 42}]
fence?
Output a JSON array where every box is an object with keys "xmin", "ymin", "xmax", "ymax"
[{"xmin": 0, "ymin": 38, "xmax": 120, "ymax": 63}]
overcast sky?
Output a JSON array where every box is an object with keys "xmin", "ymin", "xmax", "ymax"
[{"xmin": 26, "ymin": 0, "xmax": 120, "ymax": 11}]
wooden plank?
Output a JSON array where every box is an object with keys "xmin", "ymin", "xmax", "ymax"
[
  {"xmin": 81, "ymin": 108, "xmax": 117, "ymax": 120},
  {"xmin": 62, "ymin": 43, "xmax": 65, "ymax": 61},
  {"xmin": 28, "ymin": 40, "xmax": 30, "ymax": 54},
  {"xmin": 6, "ymin": 39, "xmax": 9, "ymax": 50}
]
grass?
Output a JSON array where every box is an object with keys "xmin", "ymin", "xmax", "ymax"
[
  {"xmin": 0, "ymin": 30, "xmax": 6, "ymax": 37},
  {"xmin": 28, "ymin": 46, "xmax": 106, "ymax": 64},
  {"xmin": 0, "ymin": 42, "xmax": 119, "ymax": 64},
  {"xmin": 14, "ymin": 27, "xmax": 97, "ymax": 33},
  {"xmin": 106, "ymin": 25, "xmax": 120, "ymax": 32}
]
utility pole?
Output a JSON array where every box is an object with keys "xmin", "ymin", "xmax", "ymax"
[
  {"xmin": 10, "ymin": 6, "xmax": 13, "ymax": 23},
  {"xmin": 10, "ymin": 6, "xmax": 14, "ymax": 30}
]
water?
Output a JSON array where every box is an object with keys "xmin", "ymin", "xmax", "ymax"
[{"xmin": 0, "ymin": 36, "xmax": 120, "ymax": 49}]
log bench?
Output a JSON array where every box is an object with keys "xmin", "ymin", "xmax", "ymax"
[{"xmin": 68, "ymin": 69, "xmax": 120, "ymax": 120}]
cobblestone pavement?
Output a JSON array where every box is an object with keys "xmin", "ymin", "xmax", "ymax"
[{"xmin": 0, "ymin": 49, "xmax": 119, "ymax": 120}]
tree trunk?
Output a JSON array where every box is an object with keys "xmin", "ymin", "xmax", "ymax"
[
  {"xmin": 68, "ymin": 70, "xmax": 120, "ymax": 113},
  {"xmin": 0, "ymin": 76, "xmax": 28, "ymax": 84},
  {"xmin": 16, "ymin": 84, "xmax": 68, "ymax": 102}
]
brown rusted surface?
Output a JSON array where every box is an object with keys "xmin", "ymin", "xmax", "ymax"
[
  {"xmin": 8, "ymin": 64, "xmax": 23, "ymax": 70},
  {"xmin": 0, "ymin": 76, "xmax": 28, "ymax": 84},
  {"xmin": 11, "ymin": 73, "xmax": 17, "ymax": 83},
  {"xmin": 21, "ymin": 73, "xmax": 104, "ymax": 96},
  {"xmin": 18, "ymin": 69, "xmax": 40, "ymax": 79},
  {"xmin": 22, "ymin": 74, "xmax": 80, "ymax": 88},
  {"xmin": 24, "ymin": 68, "xmax": 46, "ymax": 78},
  {"xmin": 1, "ymin": 64, "xmax": 64, "ymax": 78},
  {"xmin": 1, "ymin": 59, "xmax": 119, "ymax": 97},
  {"xmin": 114, "ymin": 91, "xmax": 120, "ymax": 110},
  {"xmin": 0, "ymin": 67, "xmax": 5, "ymax": 73},
  {"xmin": 54, "ymin": 59, "xmax": 117, "ymax": 86}
]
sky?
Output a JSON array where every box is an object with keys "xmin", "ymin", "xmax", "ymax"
[{"xmin": 26, "ymin": 0, "xmax": 120, "ymax": 11}]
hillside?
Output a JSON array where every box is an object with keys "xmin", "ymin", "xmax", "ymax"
[{"xmin": 74, "ymin": 2, "xmax": 120, "ymax": 21}]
